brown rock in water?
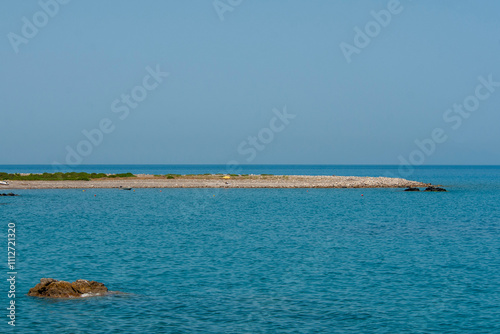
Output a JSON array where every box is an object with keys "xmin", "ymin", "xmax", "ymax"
[
  {"xmin": 424, "ymin": 186, "xmax": 447, "ymax": 192},
  {"xmin": 71, "ymin": 279, "xmax": 108, "ymax": 295},
  {"xmin": 28, "ymin": 278, "xmax": 109, "ymax": 298}
]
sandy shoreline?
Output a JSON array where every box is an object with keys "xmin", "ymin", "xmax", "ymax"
[{"xmin": 1, "ymin": 175, "xmax": 429, "ymax": 189}]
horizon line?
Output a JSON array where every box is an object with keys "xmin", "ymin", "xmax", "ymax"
[{"xmin": 1, "ymin": 164, "xmax": 499, "ymax": 167}]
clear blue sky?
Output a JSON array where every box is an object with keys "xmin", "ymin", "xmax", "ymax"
[{"xmin": 1, "ymin": 0, "xmax": 499, "ymax": 165}]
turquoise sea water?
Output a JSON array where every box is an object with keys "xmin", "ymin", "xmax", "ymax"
[{"xmin": 1, "ymin": 165, "xmax": 499, "ymax": 333}]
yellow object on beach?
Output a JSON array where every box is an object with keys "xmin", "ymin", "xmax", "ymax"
[{"xmin": 223, "ymin": 176, "xmax": 231, "ymax": 179}]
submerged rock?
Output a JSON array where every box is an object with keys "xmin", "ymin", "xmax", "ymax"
[
  {"xmin": 404, "ymin": 187, "xmax": 420, "ymax": 191},
  {"xmin": 0, "ymin": 193, "xmax": 19, "ymax": 196},
  {"xmin": 424, "ymin": 186, "xmax": 447, "ymax": 192},
  {"xmin": 28, "ymin": 278, "xmax": 110, "ymax": 298}
]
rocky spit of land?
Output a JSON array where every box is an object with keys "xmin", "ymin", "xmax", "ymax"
[{"xmin": 2, "ymin": 174, "xmax": 430, "ymax": 189}]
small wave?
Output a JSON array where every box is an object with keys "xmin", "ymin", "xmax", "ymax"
[{"xmin": 81, "ymin": 293, "xmax": 102, "ymax": 298}]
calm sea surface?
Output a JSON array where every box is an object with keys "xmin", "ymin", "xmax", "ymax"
[{"xmin": 1, "ymin": 165, "xmax": 499, "ymax": 333}]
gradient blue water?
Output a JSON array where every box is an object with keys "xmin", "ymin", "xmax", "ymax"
[{"xmin": 1, "ymin": 166, "xmax": 499, "ymax": 333}]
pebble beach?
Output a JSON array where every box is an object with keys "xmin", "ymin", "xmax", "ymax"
[{"xmin": 2, "ymin": 174, "xmax": 429, "ymax": 189}]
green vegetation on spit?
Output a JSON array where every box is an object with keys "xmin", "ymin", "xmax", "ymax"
[
  {"xmin": 0, "ymin": 172, "xmax": 136, "ymax": 181},
  {"xmin": 0, "ymin": 172, "xmax": 276, "ymax": 181}
]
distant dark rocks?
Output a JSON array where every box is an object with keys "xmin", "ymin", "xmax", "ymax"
[
  {"xmin": 28, "ymin": 278, "xmax": 116, "ymax": 298},
  {"xmin": 404, "ymin": 186, "xmax": 447, "ymax": 192},
  {"xmin": 424, "ymin": 186, "xmax": 447, "ymax": 192},
  {"xmin": 0, "ymin": 193, "xmax": 18, "ymax": 196}
]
